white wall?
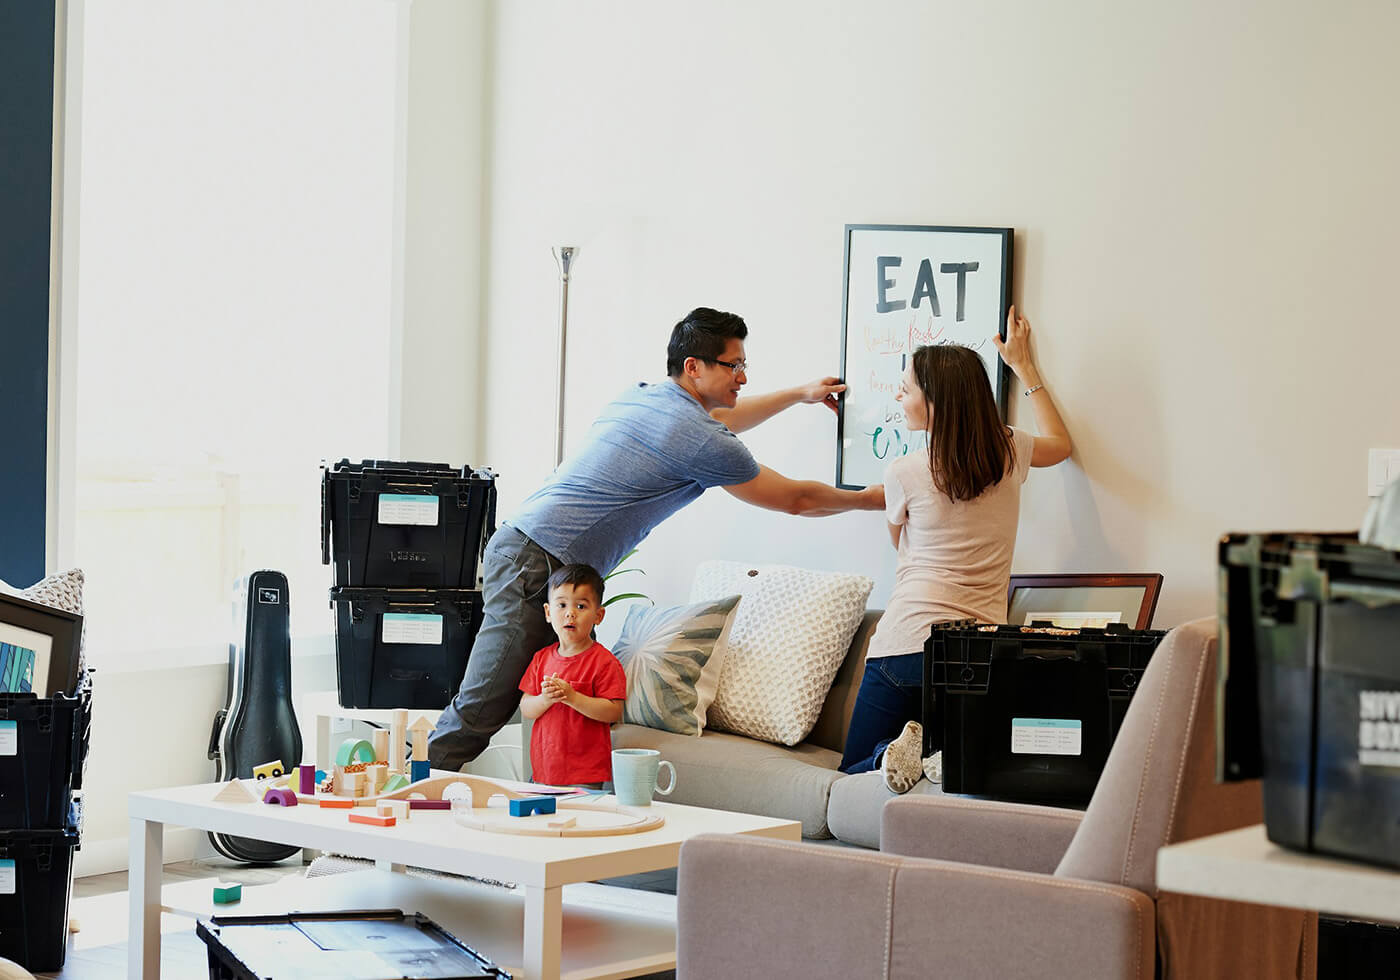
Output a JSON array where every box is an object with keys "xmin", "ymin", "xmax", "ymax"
[{"xmin": 476, "ymin": 0, "xmax": 1400, "ymax": 628}]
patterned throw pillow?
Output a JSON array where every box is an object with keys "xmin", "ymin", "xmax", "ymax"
[
  {"xmin": 0, "ymin": 568, "xmax": 87, "ymax": 677},
  {"xmin": 691, "ymin": 561, "xmax": 873, "ymax": 746},
  {"xmin": 612, "ymin": 594, "xmax": 742, "ymax": 737}
]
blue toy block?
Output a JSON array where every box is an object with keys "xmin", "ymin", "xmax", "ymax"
[
  {"xmin": 410, "ymin": 759, "xmax": 430, "ymax": 783},
  {"xmin": 508, "ymin": 795, "xmax": 557, "ymax": 817},
  {"xmin": 314, "ymin": 769, "xmax": 326, "ymax": 784}
]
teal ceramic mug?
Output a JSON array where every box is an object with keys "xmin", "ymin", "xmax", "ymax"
[{"xmin": 611, "ymin": 748, "xmax": 676, "ymax": 806}]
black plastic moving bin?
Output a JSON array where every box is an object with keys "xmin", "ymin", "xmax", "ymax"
[
  {"xmin": 925, "ymin": 623, "xmax": 1166, "ymax": 805},
  {"xmin": 321, "ymin": 459, "xmax": 497, "ymax": 589},
  {"xmin": 1219, "ymin": 531, "xmax": 1400, "ymax": 868},
  {"xmin": 331, "ymin": 588, "xmax": 484, "ymax": 709},
  {"xmin": 197, "ymin": 909, "xmax": 511, "ymax": 979},
  {"xmin": 0, "ymin": 803, "xmax": 81, "ymax": 973},
  {"xmin": 0, "ymin": 671, "xmax": 91, "ymax": 829}
]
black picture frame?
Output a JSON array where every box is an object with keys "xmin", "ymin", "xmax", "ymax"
[
  {"xmin": 0, "ymin": 592, "xmax": 82, "ymax": 697},
  {"xmin": 837, "ymin": 223, "xmax": 1014, "ymax": 489},
  {"xmin": 1006, "ymin": 573, "xmax": 1164, "ymax": 631}
]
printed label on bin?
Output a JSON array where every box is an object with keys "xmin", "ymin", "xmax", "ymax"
[
  {"xmin": 1011, "ymin": 718, "xmax": 1082, "ymax": 756},
  {"xmin": 382, "ymin": 613, "xmax": 443, "ymax": 645},
  {"xmin": 0, "ymin": 720, "xmax": 15, "ymax": 756},
  {"xmin": 377, "ymin": 493, "xmax": 440, "ymax": 526},
  {"xmin": 0, "ymin": 860, "xmax": 13, "ymax": 895},
  {"xmin": 1358, "ymin": 689, "xmax": 1400, "ymax": 767}
]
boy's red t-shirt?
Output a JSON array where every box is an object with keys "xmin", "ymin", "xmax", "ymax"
[{"xmin": 518, "ymin": 641, "xmax": 627, "ymax": 785}]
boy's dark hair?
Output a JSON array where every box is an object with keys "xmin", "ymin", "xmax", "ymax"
[
  {"xmin": 666, "ymin": 307, "xmax": 748, "ymax": 377},
  {"xmin": 546, "ymin": 563, "xmax": 606, "ymax": 603}
]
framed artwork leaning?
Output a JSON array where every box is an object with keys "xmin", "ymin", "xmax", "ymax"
[
  {"xmin": 1006, "ymin": 574, "xmax": 1164, "ymax": 631},
  {"xmin": 0, "ymin": 592, "xmax": 82, "ymax": 697}
]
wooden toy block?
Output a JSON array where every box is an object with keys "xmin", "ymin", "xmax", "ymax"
[
  {"xmin": 252, "ymin": 760, "xmax": 285, "ymax": 781},
  {"xmin": 547, "ymin": 816, "xmax": 577, "ymax": 830},
  {"xmin": 349, "ymin": 811, "xmax": 396, "ymax": 828},
  {"xmin": 409, "ymin": 715, "xmax": 434, "ymax": 762},
  {"xmin": 212, "ymin": 882, "xmax": 242, "ymax": 904},
  {"xmin": 378, "ymin": 800, "xmax": 410, "ymax": 820},
  {"xmin": 508, "ymin": 796, "xmax": 557, "ymax": 817},
  {"xmin": 371, "ymin": 729, "xmax": 389, "ymax": 764},
  {"xmin": 410, "ymin": 759, "xmax": 430, "ymax": 783},
  {"xmin": 319, "ymin": 798, "xmax": 354, "ymax": 809},
  {"xmin": 408, "ymin": 799, "xmax": 450, "ymax": 810},
  {"xmin": 262, "ymin": 788, "xmax": 298, "ymax": 807},
  {"xmin": 213, "ymin": 780, "xmax": 257, "ymax": 805},
  {"xmin": 370, "ymin": 764, "xmax": 388, "ymax": 792},
  {"xmin": 391, "ymin": 709, "xmax": 408, "ymax": 773},
  {"xmin": 298, "ymin": 764, "xmax": 316, "ymax": 795},
  {"xmin": 381, "ymin": 773, "xmax": 410, "ymax": 793},
  {"xmin": 335, "ymin": 738, "xmax": 376, "ymax": 768}
]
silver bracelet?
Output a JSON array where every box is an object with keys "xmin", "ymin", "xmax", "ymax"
[{"xmin": 1023, "ymin": 383, "xmax": 1044, "ymax": 397}]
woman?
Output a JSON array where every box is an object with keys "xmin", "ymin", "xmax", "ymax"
[{"xmin": 839, "ymin": 306, "xmax": 1073, "ymax": 792}]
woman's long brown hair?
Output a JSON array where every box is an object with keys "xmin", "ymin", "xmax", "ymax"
[{"xmin": 910, "ymin": 344, "xmax": 1014, "ymax": 502}]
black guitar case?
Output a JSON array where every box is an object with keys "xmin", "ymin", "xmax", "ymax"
[{"xmin": 207, "ymin": 570, "xmax": 303, "ymax": 863}]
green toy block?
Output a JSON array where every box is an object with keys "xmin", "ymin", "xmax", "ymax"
[
  {"xmin": 212, "ymin": 882, "xmax": 242, "ymax": 904},
  {"xmin": 381, "ymin": 773, "xmax": 411, "ymax": 793}
]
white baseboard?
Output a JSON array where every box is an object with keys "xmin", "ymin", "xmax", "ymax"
[{"xmin": 74, "ymin": 826, "xmax": 205, "ymax": 878}]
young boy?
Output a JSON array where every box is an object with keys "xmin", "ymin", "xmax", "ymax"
[{"xmin": 518, "ymin": 563, "xmax": 626, "ymax": 787}]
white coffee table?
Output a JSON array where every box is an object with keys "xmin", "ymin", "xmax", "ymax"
[{"xmin": 127, "ymin": 779, "xmax": 800, "ymax": 979}]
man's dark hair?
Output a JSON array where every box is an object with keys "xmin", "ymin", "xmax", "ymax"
[
  {"xmin": 666, "ymin": 307, "xmax": 748, "ymax": 378},
  {"xmin": 546, "ymin": 563, "xmax": 606, "ymax": 603}
]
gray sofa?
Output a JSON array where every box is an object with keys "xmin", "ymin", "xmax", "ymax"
[{"xmin": 611, "ymin": 609, "xmax": 933, "ymax": 842}]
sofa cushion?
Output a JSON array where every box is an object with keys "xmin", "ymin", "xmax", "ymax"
[
  {"xmin": 805, "ymin": 610, "xmax": 882, "ymax": 754},
  {"xmin": 691, "ymin": 561, "xmax": 874, "ymax": 747},
  {"xmin": 825, "ymin": 771, "xmax": 947, "ymax": 849},
  {"xmin": 612, "ymin": 723, "xmax": 844, "ymax": 838},
  {"xmin": 613, "ymin": 594, "xmax": 742, "ymax": 736}
]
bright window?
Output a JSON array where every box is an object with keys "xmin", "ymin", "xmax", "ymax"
[{"xmin": 72, "ymin": 0, "xmax": 403, "ymax": 660}]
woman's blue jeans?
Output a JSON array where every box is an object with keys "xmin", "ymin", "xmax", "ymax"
[{"xmin": 839, "ymin": 651, "xmax": 936, "ymax": 774}]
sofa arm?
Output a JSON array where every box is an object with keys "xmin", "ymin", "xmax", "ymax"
[
  {"xmin": 678, "ymin": 834, "xmax": 1153, "ymax": 980},
  {"xmin": 881, "ymin": 795, "xmax": 1084, "ymax": 873}
]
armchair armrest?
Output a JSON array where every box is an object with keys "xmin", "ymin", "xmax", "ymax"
[
  {"xmin": 678, "ymin": 834, "xmax": 1153, "ymax": 980},
  {"xmin": 881, "ymin": 795, "xmax": 1084, "ymax": 873}
]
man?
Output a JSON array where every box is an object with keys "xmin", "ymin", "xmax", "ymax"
[{"xmin": 428, "ymin": 307, "xmax": 884, "ymax": 770}]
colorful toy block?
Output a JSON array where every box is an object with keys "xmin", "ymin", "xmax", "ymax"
[
  {"xmin": 334, "ymin": 738, "xmax": 376, "ymax": 767},
  {"xmin": 298, "ymin": 764, "xmax": 316, "ymax": 795},
  {"xmin": 318, "ymin": 798, "xmax": 354, "ymax": 809},
  {"xmin": 252, "ymin": 760, "xmax": 285, "ymax": 781},
  {"xmin": 407, "ymin": 799, "xmax": 451, "ymax": 810},
  {"xmin": 410, "ymin": 759, "xmax": 430, "ymax": 783},
  {"xmin": 349, "ymin": 812, "xmax": 396, "ymax": 828},
  {"xmin": 262, "ymin": 788, "xmax": 298, "ymax": 807},
  {"xmin": 381, "ymin": 773, "xmax": 410, "ymax": 793},
  {"xmin": 212, "ymin": 882, "xmax": 242, "ymax": 904},
  {"xmin": 508, "ymin": 796, "xmax": 557, "ymax": 817}
]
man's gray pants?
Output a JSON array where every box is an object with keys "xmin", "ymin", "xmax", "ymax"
[{"xmin": 428, "ymin": 524, "xmax": 560, "ymax": 770}]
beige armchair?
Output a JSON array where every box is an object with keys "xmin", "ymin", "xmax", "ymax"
[{"xmin": 677, "ymin": 618, "xmax": 1316, "ymax": 979}]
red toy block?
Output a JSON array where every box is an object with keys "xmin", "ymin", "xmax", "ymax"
[
  {"xmin": 407, "ymin": 800, "xmax": 451, "ymax": 810},
  {"xmin": 318, "ymin": 798, "xmax": 354, "ymax": 809},
  {"xmin": 349, "ymin": 812, "xmax": 396, "ymax": 827}
]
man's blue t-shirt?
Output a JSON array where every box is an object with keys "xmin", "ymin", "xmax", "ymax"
[{"xmin": 509, "ymin": 381, "xmax": 760, "ymax": 577}]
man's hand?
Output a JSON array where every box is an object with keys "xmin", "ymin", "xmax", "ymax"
[{"xmin": 799, "ymin": 377, "xmax": 846, "ymax": 415}]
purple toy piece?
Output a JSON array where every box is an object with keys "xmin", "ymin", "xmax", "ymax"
[
  {"xmin": 298, "ymin": 764, "xmax": 316, "ymax": 795},
  {"xmin": 408, "ymin": 799, "xmax": 451, "ymax": 810},
  {"xmin": 263, "ymin": 788, "xmax": 298, "ymax": 807}
]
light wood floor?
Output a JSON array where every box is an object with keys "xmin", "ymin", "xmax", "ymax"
[{"xmin": 33, "ymin": 858, "xmax": 677, "ymax": 979}]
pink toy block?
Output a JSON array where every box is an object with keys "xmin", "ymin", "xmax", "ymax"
[
  {"xmin": 262, "ymin": 788, "xmax": 298, "ymax": 807},
  {"xmin": 407, "ymin": 799, "xmax": 451, "ymax": 810},
  {"xmin": 298, "ymin": 764, "xmax": 316, "ymax": 795}
]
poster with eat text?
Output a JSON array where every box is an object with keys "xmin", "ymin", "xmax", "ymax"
[{"xmin": 836, "ymin": 224, "xmax": 1013, "ymax": 489}]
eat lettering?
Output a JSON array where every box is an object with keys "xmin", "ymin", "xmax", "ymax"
[{"xmin": 875, "ymin": 258, "xmax": 979, "ymax": 321}]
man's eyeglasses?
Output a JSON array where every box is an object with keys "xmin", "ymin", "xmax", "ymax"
[{"xmin": 702, "ymin": 357, "xmax": 748, "ymax": 377}]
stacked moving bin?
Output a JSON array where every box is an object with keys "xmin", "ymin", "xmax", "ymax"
[
  {"xmin": 0, "ymin": 654, "xmax": 90, "ymax": 971},
  {"xmin": 924, "ymin": 622, "xmax": 1167, "ymax": 805},
  {"xmin": 321, "ymin": 460, "xmax": 496, "ymax": 709}
]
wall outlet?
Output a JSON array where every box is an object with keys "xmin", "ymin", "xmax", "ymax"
[{"xmin": 1368, "ymin": 449, "xmax": 1400, "ymax": 497}]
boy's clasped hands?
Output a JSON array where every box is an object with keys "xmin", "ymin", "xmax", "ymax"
[{"xmin": 540, "ymin": 673, "xmax": 576, "ymax": 705}]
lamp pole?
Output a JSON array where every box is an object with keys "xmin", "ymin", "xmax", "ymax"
[{"xmin": 552, "ymin": 246, "xmax": 577, "ymax": 467}]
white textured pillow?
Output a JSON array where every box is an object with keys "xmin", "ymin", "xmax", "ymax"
[
  {"xmin": 612, "ymin": 594, "xmax": 741, "ymax": 736},
  {"xmin": 0, "ymin": 568, "xmax": 87, "ymax": 677},
  {"xmin": 691, "ymin": 561, "xmax": 873, "ymax": 746}
]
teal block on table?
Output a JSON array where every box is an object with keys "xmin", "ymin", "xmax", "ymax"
[
  {"xmin": 508, "ymin": 796, "xmax": 556, "ymax": 817},
  {"xmin": 213, "ymin": 882, "xmax": 242, "ymax": 904},
  {"xmin": 410, "ymin": 759, "xmax": 430, "ymax": 782}
]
